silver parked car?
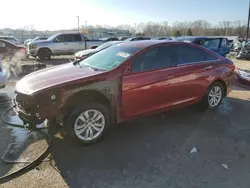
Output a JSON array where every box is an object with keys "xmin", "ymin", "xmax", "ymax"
[{"xmin": 27, "ymin": 33, "xmax": 105, "ymax": 60}]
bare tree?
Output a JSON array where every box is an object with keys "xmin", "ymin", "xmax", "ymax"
[
  {"xmin": 18, "ymin": 26, "xmax": 28, "ymax": 42},
  {"xmin": 28, "ymin": 24, "xmax": 36, "ymax": 37},
  {"xmin": 218, "ymin": 21, "xmax": 231, "ymax": 36},
  {"xmin": 233, "ymin": 20, "xmax": 247, "ymax": 38}
]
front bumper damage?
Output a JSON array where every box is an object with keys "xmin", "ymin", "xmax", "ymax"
[{"xmin": 12, "ymin": 91, "xmax": 59, "ymax": 125}]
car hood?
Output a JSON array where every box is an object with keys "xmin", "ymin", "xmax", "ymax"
[
  {"xmin": 28, "ymin": 40, "xmax": 49, "ymax": 45},
  {"xmin": 16, "ymin": 63, "xmax": 104, "ymax": 95},
  {"xmin": 75, "ymin": 49, "xmax": 99, "ymax": 57}
]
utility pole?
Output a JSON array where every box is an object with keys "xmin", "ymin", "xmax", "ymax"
[
  {"xmin": 85, "ymin": 21, "xmax": 87, "ymax": 28},
  {"xmin": 247, "ymin": 1, "xmax": 250, "ymax": 39},
  {"xmin": 77, "ymin": 16, "xmax": 80, "ymax": 33}
]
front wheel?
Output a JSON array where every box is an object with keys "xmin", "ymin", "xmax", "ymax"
[
  {"xmin": 64, "ymin": 103, "xmax": 110, "ymax": 145},
  {"xmin": 200, "ymin": 82, "xmax": 225, "ymax": 110},
  {"xmin": 37, "ymin": 49, "xmax": 51, "ymax": 60}
]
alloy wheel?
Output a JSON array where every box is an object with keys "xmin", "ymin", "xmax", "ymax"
[
  {"xmin": 208, "ymin": 86, "xmax": 222, "ymax": 107},
  {"xmin": 74, "ymin": 109, "xmax": 105, "ymax": 141}
]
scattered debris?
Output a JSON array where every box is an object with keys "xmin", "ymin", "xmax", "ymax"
[
  {"xmin": 190, "ymin": 147, "xmax": 198, "ymax": 153},
  {"xmin": 222, "ymin": 164, "xmax": 228, "ymax": 169}
]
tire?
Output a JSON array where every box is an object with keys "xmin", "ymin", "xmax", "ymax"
[
  {"xmin": 200, "ymin": 82, "xmax": 225, "ymax": 110},
  {"xmin": 64, "ymin": 103, "xmax": 110, "ymax": 145},
  {"xmin": 38, "ymin": 49, "xmax": 51, "ymax": 60}
]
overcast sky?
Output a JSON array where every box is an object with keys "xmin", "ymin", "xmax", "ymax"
[{"xmin": 0, "ymin": 0, "xmax": 249, "ymax": 30}]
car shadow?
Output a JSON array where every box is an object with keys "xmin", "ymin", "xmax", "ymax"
[
  {"xmin": 0, "ymin": 92, "xmax": 49, "ymax": 183},
  {"xmin": 50, "ymin": 96, "xmax": 250, "ymax": 188}
]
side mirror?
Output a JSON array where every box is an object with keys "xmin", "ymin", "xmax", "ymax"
[{"xmin": 123, "ymin": 63, "xmax": 132, "ymax": 75}]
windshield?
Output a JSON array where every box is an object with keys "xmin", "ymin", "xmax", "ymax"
[{"xmin": 79, "ymin": 45, "xmax": 141, "ymax": 71}]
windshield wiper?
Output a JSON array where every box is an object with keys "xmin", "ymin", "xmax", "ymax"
[{"xmin": 81, "ymin": 64, "xmax": 101, "ymax": 71}]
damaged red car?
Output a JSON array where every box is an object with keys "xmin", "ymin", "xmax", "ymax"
[{"xmin": 13, "ymin": 40, "xmax": 235, "ymax": 144}]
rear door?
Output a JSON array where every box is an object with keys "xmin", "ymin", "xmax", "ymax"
[
  {"xmin": 173, "ymin": 44, "xmax": 219, "ymax": 104},
  {"xmin": 122, "ymin": 45, "xmax": 180, "ymax": 119},
  {"xmin": 68, "ymin": 34, "xmax": 85, "ymax": 53}
]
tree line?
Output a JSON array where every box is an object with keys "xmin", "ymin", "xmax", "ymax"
[{"xmin": 113, "ymin": 20, "xmax": 248, "ymax": 37}]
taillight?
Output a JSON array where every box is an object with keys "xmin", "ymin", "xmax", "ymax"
[
  {"xmin": 225, "ymin": 58, "xmax": 235, "ymax": 71},
  {"xmin": 228, "ymin": 63, "xmax": 235, "ymax": 71},
  {"xmin": 19, "ymin": 48, "xmax": 26, "ymax": 53}
]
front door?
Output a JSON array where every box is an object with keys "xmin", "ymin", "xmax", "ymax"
[{"xmin": 122, "ymin": 45, "xmax": 180, "ymax": 119}]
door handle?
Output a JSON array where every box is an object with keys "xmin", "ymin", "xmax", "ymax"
[{"xmin": 204, "ymin": 66, "xmax": 212, "ymax": 70}]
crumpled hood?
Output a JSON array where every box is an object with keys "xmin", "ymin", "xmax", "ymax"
[
  {"xmin": 75, "ymin": 49, "xmax": 99, "ymax": 57},
  {"xmin": 16, "ymin": 63, "xmax": 104, "ymax": 94}
]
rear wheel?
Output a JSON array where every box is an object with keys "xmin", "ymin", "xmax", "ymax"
[
  {"xmin": 200, "ymin": 82, "xmax": 225, "ymax": 110},
  {"xmin": 38, "ymin": 49, "xmax": 51, "ymax": 60},
  {"xmin": 64, "ymin": 103, "xmax": 109, "ymax": 145}
]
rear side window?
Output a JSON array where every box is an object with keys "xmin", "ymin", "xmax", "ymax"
[
  {"xmin": 177, "ymin": 45, "xmax": 205, "ymax": 65},
  {"xmin": 132, "ymin": 45, "xmax": 178, "ymax": 73},
  {"xmin": 176, "ymin": 45, "xmax": 217, "ymax": 65},
  {"xmin": 202, "ymin": 39, "xmax": 220, "ymax": 48}
]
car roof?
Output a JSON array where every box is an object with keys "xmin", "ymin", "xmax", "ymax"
[{"xmin": 119, "ymin": 40, "xmax": 181, "ymax": 48}]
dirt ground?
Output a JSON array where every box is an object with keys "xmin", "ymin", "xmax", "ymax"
[
  {"xmin": 232, "ymin": 58, "xmax": 250, "ymax": 72},
  {"xmin": 0, "ymin": 57, "xmax": 250, "ymax": 188}
]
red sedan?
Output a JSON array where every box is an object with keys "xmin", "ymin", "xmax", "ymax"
[{"xmin": 14, "ymin": 40, "xmax": 235, "ymax": 144}]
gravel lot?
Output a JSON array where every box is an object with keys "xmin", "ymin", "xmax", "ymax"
[{"xmin": 0, "ymin": 57, "xmax": 250, "ymax": 188}]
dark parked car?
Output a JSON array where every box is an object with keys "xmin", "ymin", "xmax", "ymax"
[
  {"xmin": 14, "ymin": 41, "xmax": 235, "ymax": 144},
  {"xmin": 175, "ymin": 37, "xmax": 230, "ymax": 57},
  {"xmin": 0, "ymin": 39, "xmax": 27, "ymax": 60},
  {"xmin": 125, "ymin": 37, "xmax": 151, "ymax": 41}
]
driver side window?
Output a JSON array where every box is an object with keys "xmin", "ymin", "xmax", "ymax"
[{"xmin": 54, "ymin": 35, "xmax": 66, "ymax": 42}]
